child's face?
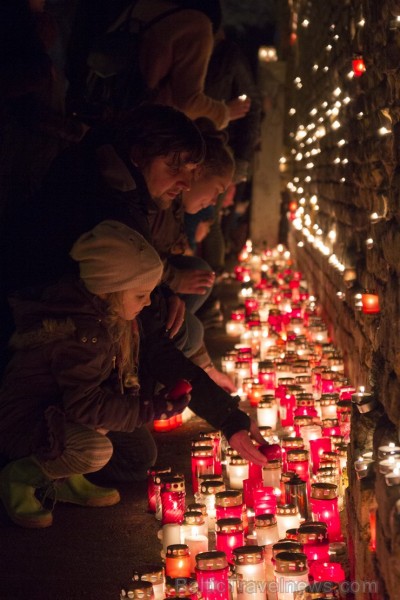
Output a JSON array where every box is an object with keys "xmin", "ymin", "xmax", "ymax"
[
  {"xmin": 119, "ymin": 288, "xmax": 153, "ymax": 320},
  {"xmin": 182, "ymin": 172, "xmax": 231, "ymax": 214}
]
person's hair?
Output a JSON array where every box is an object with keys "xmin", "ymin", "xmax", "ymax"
[
  {"xmin": 103, "ymin": 291, "xmax": 140, "ymax": 389},
  {"xmin": 114, "ymin": 104, "xmax": 205, "ymax": 167},
  {"xmin": 194, "ymin": 117, "xmax": 235, "ymax": 178}
]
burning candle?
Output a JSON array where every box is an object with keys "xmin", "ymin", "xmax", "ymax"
[
  {"xmin": 248, "ymin": 381, "xmax": 266, "ymax": 407},
  {"xmin": 276, "ymin": 504, "xmax": 301, "ymax": 538},
  {"xmin": 165, "ymin": 577, "xmax": 198, "ymax": 600},
  {"xmin": 286, "ymin": 449, "xmax": 310, "ymax": 485},
  {"xmin": 253, "ymin": 486, "xmax": 277, "ymax": 516},
  {"xmin": 120, "ymin": 580, "xmax": 154, "ymax": 600},
  {"xmin": 233, "ymin": 545, "xmax": 266, "ymax": 600},
  {"xmin": 378, "ymin": 443, "xmax": 400, "ymax": 460},
  {"xmin": 195, "ymin": 551, "xmax": 230, "ymax": 600},
  {"xmin": 191, "ymin": 445, "xmax": 214, "ymax": 494},
  {"xmin": 309, "ymin": 560, "xmax": 345, "ymax": 583},
  {"xmin": 161, "ymin": 476, "xmax": 186, "ymax": 525},
  {"xmin": 262, "ymin": 460, "xmax": 282, "ymax": 490},
  {"xmin": 215, "ymin": 491, "xmax": 245, "ymax": 522},
  {"xmin": 138, "ymin": 566, "xmax": 165, "ymax": 600},
  {"xmin": 257, "ymin": 397, "xmax": 278, "ymax": 428},
  {"xmin": 147, "ymin": 466, "xmax": 171, "ymax": 513},
  {"xmin": 243, "ymin": 478, "xmax": 262, "ymax": 509},
  {"xmin": 378, "ymin": 456, "xmax": 400, "ymax": 474},
  {"xmin": 319, "ymin": 394, "xmax": 339, "ymax": 419},
  {"xmin": 354, "ymin": 455, "xmax": 374, "ymax": 479},
  {"xmin": 300, "ymin": 425, "xmax": 322, "ymax": 451},
  {"xmin": 296, "ymin": 523, "xmax": 329, "ymax": 564},
  {"xmin": 182, "ymin": 511, "xmax": 208, "ymax": 541},
  {"xmin": 228, "ymin": 457, "xmax": 249, "ymax": 490},
  {"xmin": 226, "ymin": 313, "xmax": 246, "ymax": 337},
  {"xmin": 197, "ymin": 480, "xmax": 226, "ymax": 530},
  {"xmin": 215, "ymin": 518, "xmax": 244, "ymax": 563},
  {"xmin": 321, "ymin": 418, "xmax": 341, "ymax": 437},
  {"xmin": 258, "ymin": 362, "xmax": 277, "ymax": 390},
  {"xmin": 284, "ymin": 473, "xmax": 309, "ymax": 520},
  {"xmin": 385, "ymin": 467, "xmax": 400, "ymax": 486},
  {"xmin": 165, "ymin": 544, "xmax": 192, "ymax": 578},
  {"xmin": 274, "ymin": 551, "xmax": 309, "ymax": 600},
  {"xmin": 221, "ymin": 352, "xmax": 237, "ymax": 374},
  {"xmin": 254, "ymin": 514, "xmax": 279, "ymax": 546},
  {"xmin": 361, "ymin": 292, "xmax": 380, "ymax": 314},
  {"xmin": 310, "ymin": 483, "xmax": 342, "ymax": 542}
]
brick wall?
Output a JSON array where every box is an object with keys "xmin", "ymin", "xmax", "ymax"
[{"xmin": 282, "ymin": 1, "xmax": 400, "ymax": 597}]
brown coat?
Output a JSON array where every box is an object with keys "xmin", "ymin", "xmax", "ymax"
[{"xmin": 0, "ymin": 278, "xmax": 140, "ymax": 461}]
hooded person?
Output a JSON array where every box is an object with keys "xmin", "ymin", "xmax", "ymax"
[{"xmin": 0, "ymin": 220, "xmax": 169, "ymax": 528}]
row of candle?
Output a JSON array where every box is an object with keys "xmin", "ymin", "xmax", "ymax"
[{"xmin": 123, "ymin": 246, "xmax": 351, "ymax": 599}]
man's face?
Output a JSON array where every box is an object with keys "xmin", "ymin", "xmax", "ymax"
[{"xmin": 140, "ymin": 153, "xmax": 198, "ymax": 209}]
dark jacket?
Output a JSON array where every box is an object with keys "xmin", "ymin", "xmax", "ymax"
[
  {"xmin": 0, "ymin": 278, "xmax": 140, "ymax": 461},
  {"xmin": 2, "ymin": 132, "xmax": 251, "ymax": 442}
]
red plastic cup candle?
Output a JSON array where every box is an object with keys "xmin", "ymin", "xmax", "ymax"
[
  {"xmin": 165, "ymin": 544, "xmax": 191, "ymax": 578},
  {"xmin": 242, "ymin": 478, "xmax": 262, "ymax": 509},
  {"xmin": 280, "ymin": 437, "xmax": 304, "ymax": 471},
  {"xmin": 286, "ymin": 449, "xmax": 310, "ymax": 483},
  {"xmin": 147, "ymin": 466, "xmax": 171, "ymax": 513},
  {"xmin": 161, "ymin": 476, "xmax": 186, "ymax": 525},
  {"xmin": 361, "ymin": 293, "xmax": 380, "ymax": 314},
  {"xmin": 195, "ymin": 551, "xmax": 230, "ymax": 600},
  {"xmin": 309, "ymin": 560, "xmax": 345, "ymax": 583},
  {"xmin": 297, "ymin": 523, "xmax": 329, "ymax": 564},
  {"xmin": 321, "ymin": 418, "xmax": 341, "ymax": 437},
  {"xmin": 215, "ymin": 491, "xmax": 244, "ymax": 522},
  {"xmin": 215, "ymin": 518, "xmax": 244, "ymax": 563},
  {"xmin": 191, "ymin": 445, "xmax": 214, "ymax": 495},
  {"xmin": 258, "ymin": 362, "xmax": 276, "ymax": 390},
  {"xmin": 253, "ymin": 486, "xmax": 277, "ymax": 516},
  {"xmin": 310, "ymin": 483, "xmax": 342, "ymax": 541},
  {"xmin": 309, "ymin": 438, "xmax": 332, "ymax": 474}
]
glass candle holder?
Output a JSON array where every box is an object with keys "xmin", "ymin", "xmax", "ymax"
[
  {"xmin": 310, "ymin": 437, "xmax": 332, "ymax": 473},
  {"xmin": 221, "ymin": 351, "xmax": 238, "ymax": 375},
  {"xmin": 197, "ymin": 480, "xmax": 226, "ymax": 531},
  {"xmin": 262, "ymin": 460, "xmax": 282, "ymax": 490},
  {"xmin": 248, "ymin": 457, "xmax": 263, "ymax": 482},
  {"xmin": 253, "ymin": 486, "xmax": 277, "ymax": 516},
  {"xmin": 191, "ymin": 445, "xmax": 214, "ymax": 495},
  {"xmin": 195, "ymin": 551, "xmax": 230, "ymax": 600},
  {"xmin": 319, "ymin": 394, "xmax": 339, "ymax": 420},
  {"xmin": 310, "ymin": 483, "xmax": 342, "ymax": 542},
  {"xmin": 272, "ymin": 540, "xmax": 304, "ymax": 561},
  {"xmin": 137, "ymin": 567, "xmax": 165, "ymax": 600},
  {"xmin": 120, "ymin": 580, "xmax": 154, "ymax": 600},
  {"xmin": 297, "ymin": 523, "xmax": 329, "ymax": 564},
  {"xmin": 276, "ymin": 504, "xmax": 301, "ymax": 539},
  {"xmin": 165, "ymin": 544, "xmax": 192, "ymax": 578},
  {"xmin": 321, "ymin": 418, "xmax": 341, "ymax": 437},
  {"xmin": 257, "ymin": 398, "xmax": 278, "ymax": 429},
  {"xmin": 378, "ymin": 456, "xmax": 400, "ymax": 474},
  {"xmin": 354, "ymin": 455, "xmax": 374, "ymax": 480},
  {"xmin": 280, "ymin": 471, "xmax": 297, "ymax": 504},
  {"xmin": 286, "ymin": 449, "xmax": 310, "ymax": 485},
  {"xmin": 147, "ymin": 466, "xmax": 172, "ymax": 513},
  {"xmin": 299, "ymin": 425, "xmax": 322, "ymax": 451},
  {"xmin": 165, "ymin": 577, "xmax": 199, "ymax": 600},
  {"xmin": 233, "ymin": 545, "xmax": 266, "ymax": 600},
  {"xmin": 258, "ymin": 362, "xmax": 276, "ymax": 390},
  {"xmin": 215, "ymin": 491, "xmax": 244, "ymax": 522},
  {"xmin": 228, "ymin": 457, "xmax": 249, "ymax": 490},
  {"xmin": 161, "ymin": 476, "xmax": 186, "ymax": 525},
  {"xmin": 378, "ymin": 443, "xmax": 400, "ymax": 460},
  {"xmin": 215, "ymin": 518, "xmax": 244, "ymax": 564},
  {"xmin": 159, "ymin": 522, "xmax": 182, "ymax": 558},
  {"xmin": 254, "ymin": 514, "xmax": 279, "ymax": 546},
  {"xmin": 274, "ymin": 551, "xmax": 309, "ymax": 600},
  {"xmin": 182, "ymin": 511, "xmax": 208, "ymax": 541}
]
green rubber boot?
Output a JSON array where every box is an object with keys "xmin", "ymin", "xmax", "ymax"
[
  {"xmin": 53, "ymin": 475, "xmax": 120, "ymax": 507},
  {"xmin": 0, "ymin": 457, "xmax": 53, "ymax": 528}
]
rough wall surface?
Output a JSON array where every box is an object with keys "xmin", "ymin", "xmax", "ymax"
[{"xmin": 283, "ymin": 1, "xmax": 400, "ymax": 597}]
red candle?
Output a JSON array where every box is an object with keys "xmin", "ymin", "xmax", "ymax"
[
  {"xmin": 161, "ymin": 476, "xmax": 186, "ymax": 525},
  {"xmin": 361, "ymin": 293, "xmax": 380, "ymax": 314},
  {"xmin": 352, "ymin": 55, "xmax": 366, "ymax": 77},
  {"xmin": 286, "ymin": 449, "xmax": 310, "ymax": 484},
  {"xmin": 309, "ymin": 560, "xmax": 345, "ymax": 582},
  {"xmin": 321, "ymin": 418, "xmax": 341, "ymax": 437},
  {"xmin": 243, "ymin": 478, "xmax": 262, "ymax": 509},
  {"xmin": 258, "ymin": 362, "xmax": 276, "ymax": 390},
  {"xmin": 147, "ymin": 466, "xmax": 171, "ymax": 513},
  {"xmin": 195, "ymin": 551, "xmax": 230, "ymax": 600},
  {"xmin": 191, "ymin": 446, "xmax": 214, "ymax": 494},
  {"xmin": 297, "ymin": 523, "xmax": 330, "ymax": 564},
  {"xmin": 153, "ymin": 417, "xmax": 175, "ymax": 432},
  {"xmin": 310, "ymin": 483, "xmax": 342, "ymax": 541},
  {"xmin": 215, "ymin": 491, "xmax": 244, "ymax": 522},
  {"xmin": 309, "ymin": 438, "xmax": 332, "ymax": 474},
  {"xmin": 253, "ymin": 486, "xmax": 277, "ymax": 516},
  {"xmin": 215, "ymin": 518, "xmax": 244, "ymax": 563}
]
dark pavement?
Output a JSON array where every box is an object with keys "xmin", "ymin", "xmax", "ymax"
[{"xmin": 0, "ymin": 280, "xmax": 241, "ymax": 600}]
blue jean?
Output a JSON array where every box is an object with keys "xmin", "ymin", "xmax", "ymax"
[{"xmin": 167, "ymin": 255, "xmax": 213, "ymax": 358}]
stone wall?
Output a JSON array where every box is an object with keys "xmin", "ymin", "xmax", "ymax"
[{"xmin": 282, "ymin": 0, "xmax": 400, "ymax": 597}]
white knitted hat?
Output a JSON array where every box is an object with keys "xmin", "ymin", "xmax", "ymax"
[{"xmin": 70, "ymin": 220, "xmax": 163, "ymax": 294}]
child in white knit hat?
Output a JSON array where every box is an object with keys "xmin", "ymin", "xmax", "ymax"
[{"xmin": 0, "ymin": 220, "xmax": 188, "ymax": 528}]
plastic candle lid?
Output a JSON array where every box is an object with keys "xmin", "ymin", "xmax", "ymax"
[
  {"xmin": 255, "ymin": 513, "xmax": 277, "ymax": 528},
  {"xmin": 274, "ymin": 551, "xmax": 308, "ymax": 574},
  {"xmin": 195, "ymin": 551, "xmax": 228, "ymax": 570},
  {"xmin": 232, "ymin": 545, "xmax": 264, "ymax": 564},
  {"xmin": 215, "ymin": 517, "xmax": 243, "ymax": 533},
  {"xmin": 215, "ymin": 490, "xmax": 243, "ymax": 507},
  {"xmin": 310, "ymin": 482, "xmax": 337, "ymax": 499}
]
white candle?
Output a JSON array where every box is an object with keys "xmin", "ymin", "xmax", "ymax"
[
  {"xmin": 158, "ymin": 523, "xmax": 182, "ymax": 557},
  {"xmin": 185, "ymin": 535, "xmax": 208, "ymax": 572},
  {"xmin": 257, "ymin": 401, "xmax": 278, "ymax": 429},
  {"xmin": 229, "ymin": 460, "xmax": 249, "ymax": 489}
]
